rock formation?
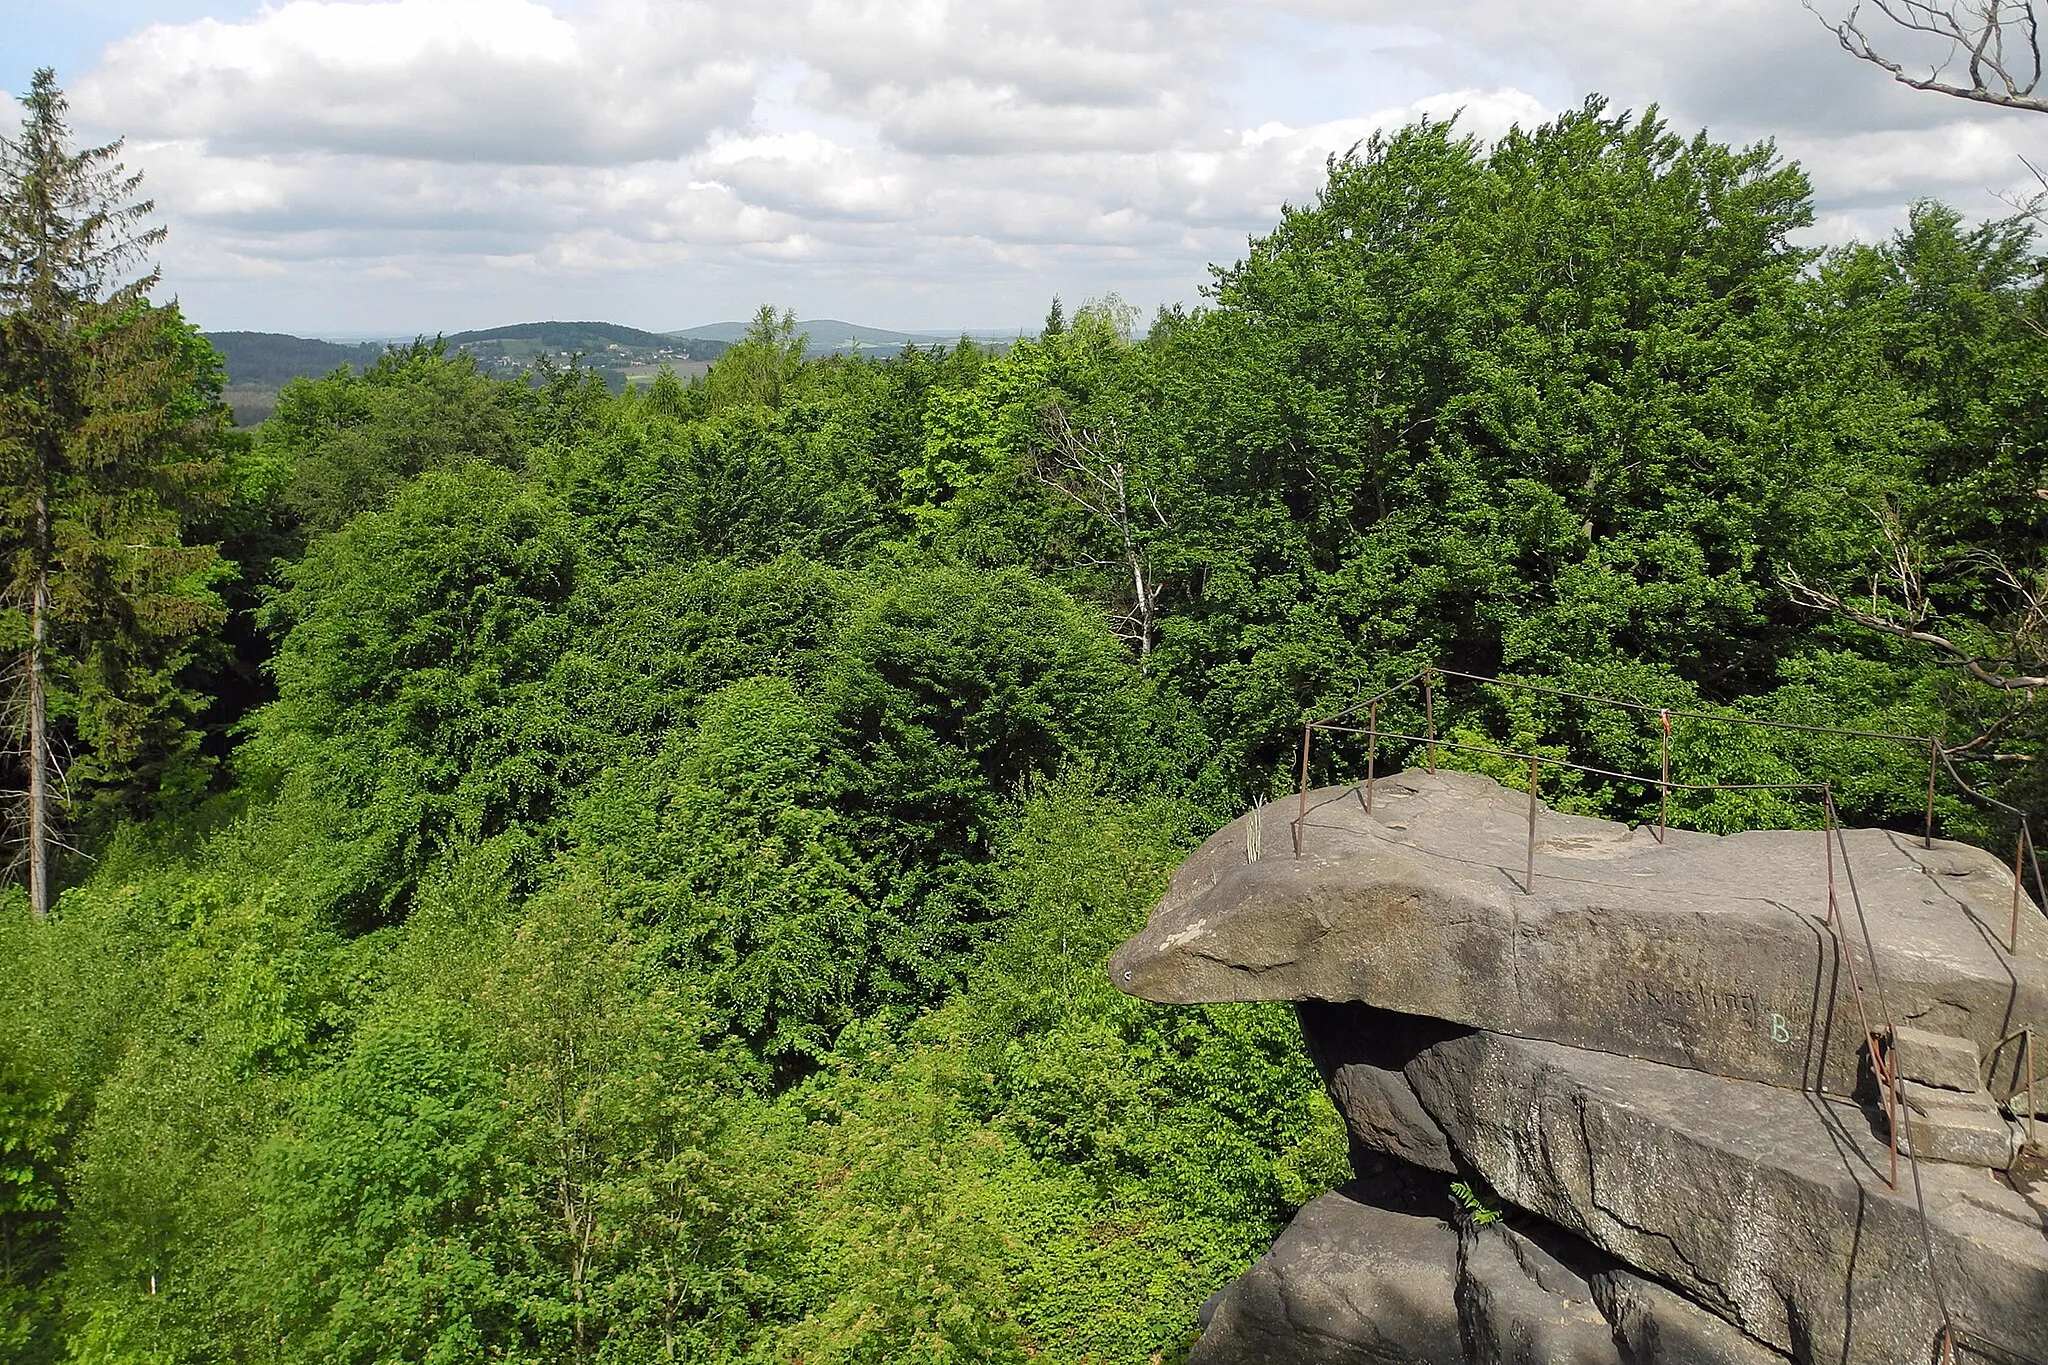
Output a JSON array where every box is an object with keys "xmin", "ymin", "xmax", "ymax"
[{"xmin": 1112, "ymin": 769, "xmax": 2048, "ymax": 1365}]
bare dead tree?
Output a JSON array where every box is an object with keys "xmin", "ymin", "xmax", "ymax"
[
  {"xmin": 0, "ymin": 638, "xmax": 79, "ymax": 883},
  {"xmin": 1811, "ymin": 1, "xmax": 2048, "ymax": 112},
  {"xmin": 1785, "ymin": 499, "xmax": 2048, "ymax": 693},
  {"xmin": 1032, "ymin": 405, "xmax": 1168, "ymax": 658}
]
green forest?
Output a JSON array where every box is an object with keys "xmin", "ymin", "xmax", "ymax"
[{"xmin": 2, "ymin": 66, "xmax": 2046, "ymax": 1362}]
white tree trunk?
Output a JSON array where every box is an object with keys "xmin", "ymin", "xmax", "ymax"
[{"xmin": 26, "ymin": 491, "xmax": 50, "ymax": 919}]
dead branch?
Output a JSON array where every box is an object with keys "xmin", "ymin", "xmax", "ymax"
[
  {"xmin": 1811, "ymin": 1, "xmax": 2048, "ymax": 112},
  {"xmin": 1784, "ymin": 502, "xmax": 2048, "ymax": 690}
]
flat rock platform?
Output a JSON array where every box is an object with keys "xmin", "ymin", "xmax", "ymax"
[{"xmin": 1110, "ymin": 769, "xmax": 2048, "ymax": 1097}]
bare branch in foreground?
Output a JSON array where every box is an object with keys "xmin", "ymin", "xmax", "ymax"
[{"xmin": 1810, "ymin": 1, "xmax": 2048, "ymax": 112}]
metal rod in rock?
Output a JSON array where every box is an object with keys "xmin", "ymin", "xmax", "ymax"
[
  {"xmin": 1364, "ymin": 701, "xmax": 1377, "ymax": 813},
  {"xmin": 1294, "ymin": 722, "xmax": 1310, "ymax": 858},
  {"xmin": 1525, "ymin": 755, "xmax": 1539, "ymax": 894},
  {"xmin": 1423, "ymin": 668, "xmax": 1437, "ymax": 773},
  {"xmin": 1924, "ymin": 740, "xmax": 1940, "ymax": 849}
]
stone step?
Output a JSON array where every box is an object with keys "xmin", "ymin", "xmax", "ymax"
[
  {"xmin": 1295, "ymin": 1002, "xmax": 2048, "ymax": 1365},
  {"xmin": 1111, "ymin": 769, "xmax": 2048, "ymax": 1098},
  {"xmin": 1890, "ymin": 1025, "xmax": 1985, "ymax": 1092},
  {"xmin": 1893, "ymin": 1079, "xmax": 2023, "ymax": 1169}
]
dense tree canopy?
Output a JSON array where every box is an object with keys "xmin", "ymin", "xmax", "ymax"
[{"xmin": 1, "ymin": 92, "xmax": 2045, "ymax": 1363}]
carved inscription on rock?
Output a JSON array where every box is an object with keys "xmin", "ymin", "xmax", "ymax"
[{"xmin": 1622, "ymin": 979, "xmax": 1794, "ymax": 1045}]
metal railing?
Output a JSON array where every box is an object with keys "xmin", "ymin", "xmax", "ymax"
[{"xmin": 1290, "ymin": 665, "xmax": 2046, "ymax": 950}]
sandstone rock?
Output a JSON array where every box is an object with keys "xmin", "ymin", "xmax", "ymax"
[
  {"xmin": 1895, "ymin": 1080, "xmax": 2021, "ymax": 1169},
  {"xmin": 1891, "ymin": 1026, "xmax": 1984, "ymax": 1092},
  {"xmin": 1110, "ymin": 769, "xmax": 2048, "ymax": 1097},
  {"xmin": 1456, "ymin": 1220, "xmax": 1619, "ymax": 1365},
  {"xmin": 1397, "ymin": 1026, "xmax": 2048, "ymax": 1363},
  {"xmin": 1587, "ymin": 1269, "xmax": 1789, "ymax": 1365},
  {"xmin": 1298, "ymin": 1001, "xmax": 1461, "ymax": 1174},
  {"xmin": 1192, "ymin": 1159, "xmax": 1794, "ymax": 1365},
  {"xmin": 1188, "ymin": 1175, "xmax": 1465, "ymax": 1365}
]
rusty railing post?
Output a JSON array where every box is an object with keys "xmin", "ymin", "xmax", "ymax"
[
  {"xmin": 1995, "ymin": 1026, "xmax": 2038, "ymax": 1150},
  {"xmin": 2021, "ymin": 819, "xmax": 2048, "ymax": 963},
  {"xmin": 2014, "ymin": 829, "xmax": 2026, "ymax": 954},
  {"xmin": 1824, "ymin": 795, "xmax": 1837, "ymax": 927},
  {"xmin": 1526, "ymin": 754, "xmax": 1540, "ymax": 894},
  {"xmin": 1423, "ymin": 667, "xmax": 1437, "ymax": 773},
  {"xmin": 1924, "ymin": 739, "xmax": 1940, "ymax": 849},
  {"xmin": 1885, "ymin": 1037, "xmax": 1900, "ymax": 1192},
  {"xmin": 1294, "ymin": 722, "xmax": 1312, "ymax": 857},
  {"xmin": 2029, "ymin": 1026, "xmax": 2038, "ymax": 1151},
  {"xmin": 1658, "ymin": 708, "xmax": 1671, "ymax": 844},
  {"xmin": 1364, "ymin": 699, "xmax": 1377, "ymax": 812}
]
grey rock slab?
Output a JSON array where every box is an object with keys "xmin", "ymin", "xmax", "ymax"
[
  {"xmin": 1110, "ymin": 769, "xmax": 2048, "ymax": 1096},
  {"xmin": 1589, "ymin": 1269, "xmax": 1790, "ymax": 1365},
  {"xmin": 1891, "ymin": 1025, "xmax": 1985, "ymax": 1092},
  {"xmin": 1195, "ymin": 1152, "xmax": 1789, "ymax": 1365},
  {"xmin": 1297, "ymin": 1001, "xmax": 1462, "ymax": 1175},
  {"xmin": 1457, "ymin": 1220, "xmax": 1620, "ymax": 1365},
  {"xmin": 1896, "ymin": 1080, "xmax": 2021, "ymax": 1170},
  {"xmin": 1189, "ymin": 1177, "xmax": 1465, "ymax": 1365},
  {"xmin": 1400, "ymin": 1027, "xmax": 2048, "ymax": 1364}
]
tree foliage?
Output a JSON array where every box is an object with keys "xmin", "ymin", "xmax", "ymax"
[{"xmin": 2, "ymin": 91, "xmax": 2045, "ymax": 1365}]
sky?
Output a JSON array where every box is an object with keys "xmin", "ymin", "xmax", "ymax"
[{"xmin": 0, "ymin": 0, "xmax": 2043, "ymax": 336}]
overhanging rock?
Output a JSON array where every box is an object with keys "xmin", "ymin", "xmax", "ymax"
[{"xmin": 1110, "ymin": 769, "xmax": 2048, "ymax": 1096}]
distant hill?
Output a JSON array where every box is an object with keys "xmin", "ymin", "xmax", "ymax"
[
  {"xmin": 436, "ymin": 321, "xmax": 725, "ymax": 391},
  {"xmin": 205, "ymin": 331, "xmax": 385, "ymax": 387},
  {"xmin": 670, "ymin": 318, "xmax": 1027, "ymax": 357},
  {"xmin": 444, "ymin": 320, "xmax": 725, "ymax": 361},
  {"xmin": 204, "ymin": 331, "xmax": 388, "ymax": 426},
  {"xmin": 202, "ymin": 318, "xmax": 1018, "ymax": 426}
]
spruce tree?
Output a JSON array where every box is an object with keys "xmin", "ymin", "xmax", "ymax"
[{"xmin": 0, "ymin": 70, "xmax": 227, "ymax": 916}]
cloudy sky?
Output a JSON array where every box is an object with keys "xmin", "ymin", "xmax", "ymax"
[{"xmin": 2, "ymin": 0, "xmax": 2043, "ymax": 336}]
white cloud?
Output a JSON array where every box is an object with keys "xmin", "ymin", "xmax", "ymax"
[
  {"xmin": 81, "ymin": 0, "xmax": 756, "ymax": 164},
  {"xmin": 53, "ymin": 0, "xmax": 2048, "ymax": 333},
  {"xmin": 697, "ymin": 132, "xmax": 913, "ymax": 220}
]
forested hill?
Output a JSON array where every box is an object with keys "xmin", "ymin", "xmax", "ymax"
[
  {"xmin": 202, "ymin": 320, "xmax": 1017, "ymax": 426},
  {"xmin": 204, "ymin": 330, "xmax": 386, "ymax": 425},
  {"xmin": 205, "ymin": 323, "xmax": 734, "ymax": 424},
  {"xmin": 675, "ymin": 316, "xmax": 1030, "ymax": 356},
  {"xmin": 202, "ymin": 330, "xmax": 386, "ymax": 386},
  {"xmin": 5, "ymin": 98, "xmax": 2047, "ymax": 1363},
  {"xmin": 443, "ymin": 318, "xmax": 729, "ymax": 361}
]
